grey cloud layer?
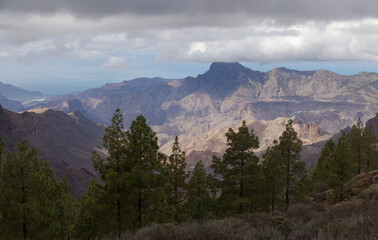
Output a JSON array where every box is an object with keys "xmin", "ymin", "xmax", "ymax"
[
  {"xmin": 1, "ymin": 0, "xmax": 378, "ymax": 64},
  {"xmin": 2, "ymin": 0, "xmax": 378, "ymax": 22}
]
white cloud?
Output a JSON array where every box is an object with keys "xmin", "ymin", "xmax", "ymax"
[
  {"xmin": 155, "ymin": 19, "xmax": 378, "ymax": 62},
  {"xmin": 102, "ymin": 56, "xmax": 128, "ymax": 70},
  {"xmin": 0, "ymin": 10, "xmax": 378, "ymax": 64}
]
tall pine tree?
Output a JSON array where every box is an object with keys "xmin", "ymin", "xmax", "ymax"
[
  {"xmin": 91, "ymin": 108, "xmax": 128, "ymax": 239},
  {"xmin": 278, "ymin": 119, "xmax": 307, "ymax": 211},
  {"xmin": 212, "ymin": 120, "xmax": 261, "ymax": 214},
  {"xmin": 125, "ymin": 115, "xmax": 172, "ymax": 229},
  {"xmin": 167, "ymin": 136, "xmax": 188, "ymax": 222}
]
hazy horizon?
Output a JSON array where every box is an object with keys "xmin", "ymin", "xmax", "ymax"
[{"xmin": 3, "ymin": 61, "xmax": 378, "ymax": 95}]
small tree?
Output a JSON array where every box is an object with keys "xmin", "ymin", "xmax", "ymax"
[
  {"xmin": 0, "ymin": 141, "xmax": 75, "ymax": 239},
  {"xmin": 361, "ymin": 122, "xmax": 377, "ymax": 171},
  {"xmin": 328, "ymin": 132, "xmax": 357, "ymax": 202},
  {"xmin": 73, "ymin": 179, "xmax": 110, "ymax": 239},
  {"xmin": 0, "ymin": 138, "xmax": 4, "ymax": 164},
  {"xmin": 349, "ymin": 119, "xmax": 365, "ymax": 174},
  {"xmin": 349, "ymin": 119, "xmax": 378, "ymax": 173},
  {"xmin": 312, "ymin": 139, "xmax": 335, "ymax": 190},
  {"xmin": 187, "ymin": 161, "xmax": 213, "ymax": 220},
  {"xmin": 262, "ymin": 140, "xmax": 285, "ymax": 213},
  {"xmin": 167, "ymin": 136, "xmax": 188, "ymax": 222}
]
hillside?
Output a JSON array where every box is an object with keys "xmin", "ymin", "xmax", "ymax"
[
  {"xmin": 0, "ymin": 104, "xmax": 104, "ymax": 197},
  {"xmin": 122, "ymin": 170, "xmax": 378, "ymax": 240}
]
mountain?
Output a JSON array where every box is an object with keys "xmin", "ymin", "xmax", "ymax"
[
  {"xmin": 34, "ymin": 62, "xmax": 377, "ymax": 165},
  {"xmin": 0, "ymin": 104, "xmax": 104, "ymax": 197},
  {"xmin": 0, "ymin": 81, "xmax": 43, "ymax": 101},
  {"xmin": 0, "ymin": 94, "xmax": 25, "ymax": 112}
]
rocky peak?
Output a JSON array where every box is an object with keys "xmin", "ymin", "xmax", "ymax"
[
  {"xmin": 196, "ymin": 62, "xmax": 265, "ymax": 99},
  {"xmin": 208, "ymin": 62, "xmax": 248, "ymax": 73}
]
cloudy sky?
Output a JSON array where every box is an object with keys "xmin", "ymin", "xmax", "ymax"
[{"xmin": 0, "ymin": 0, "xmax": 378, "ymax": 94}]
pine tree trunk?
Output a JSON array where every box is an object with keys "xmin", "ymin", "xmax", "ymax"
[
  {"xmin": 21, "ymin": 168, "xmax": 27, "ymax": 240},
  {"xmin": 357, "ymin": 145, "xmax": 361, "ymax": 174},
  {"xmin": 272, "ymin": 182, "xmax": 275, "ymax": 214},
  {"xmin": 117, "ymin": 197, "xmax": 121, "ymax": 239},
  {"xmin": 286, "ymin": 164, "xmax": 290, "ymax": 211},
  {"xmin": 239, "ymin": 158, "xmax": 244, "ymax": 213},
  {"xmin": 138, "ymin": 188, "xmax": 142, "ymax": 228},
  {"xmin": 116, "ymin": 147, "xmax": 121, "ymax": 239},
  {"xmin": 197, "ymin": 185, "xmax": 201, "ymax": 218},
  {"xmin": 174, "ymin": 160, "xmax": 178, "ymax": 222},
  {"xmin": 340, "ymin": 163, "xmax": 344, "ymax": 200},
  {"xmin": 285, "ymin": 149, "xmax": 291, "ymax": 211}
]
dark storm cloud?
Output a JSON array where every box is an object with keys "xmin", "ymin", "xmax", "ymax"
[{"xmin": 1, "ymin": 0, "xmax": 378, "ymax": 23}]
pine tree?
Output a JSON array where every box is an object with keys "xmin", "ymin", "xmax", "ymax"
[
  {"xmin": 167, "ymin": 136, "xmax": 188, "ymax": 222},
  {"xmin": 349, "ymin": 119, "xmax": 378, "ymax": 173},
  {"xmin": 187, "ymin": 161, "xmax": 213, "ymax": 220},
  {"xmin": 262, "ymin": 140, "xmax": 284, "ymax": 213},
  {"xmin": 212, "ymin": 120, "xmax": 261, "ymax": 214},
  {"xmin": 0, "ymin": 141, "xmax": 75, "ymax": 240},
  {"xmin": 312, "ymin": 139, "xmax": 335, "ymax": 190},
  {"xmin": 73, "ymin": 179, "xmax": 110, "ymax": 239},
  {"xmin": 91, "ymin": 108, "xmax": 128, "ymax": 239},
  {"xmin": 278, "ymin": 119, "xmax": 307, "ymax": 211},
  {"xmin": 349, "ymin": 119, "xmax": 365, "ymax": 174},
  {"xmin": 328, "ymin": 132, "xmax": 357, "ymax": 202},
  {"xmin": 125, "ymin": 115, "xmax": 172, "ymax": 229},
  {"xmin": 361, "ymin": 122, "xmax": 377, "ymax": 171},
  {"xmin": 0, "ymin": 138, "xmax": 4, "ymax": 164}
]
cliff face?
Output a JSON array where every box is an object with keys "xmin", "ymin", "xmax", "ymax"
[{"xmin": 0, "ymin": 105, "xmax": 104, "ymax": 197}]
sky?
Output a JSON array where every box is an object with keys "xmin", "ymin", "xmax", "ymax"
[{"xmin": 0, "ymin": 0, "xmax": 378, "ymax": 95}]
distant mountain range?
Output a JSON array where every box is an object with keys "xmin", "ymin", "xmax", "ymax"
[
  {"xmin": 0, "ymin": 81, "xmax": 44, "ymax": 112},
  {"xmin": 36, "ymin": 62, "xmax": 377, "ymax": 154},
  {"xmin": 0, "ymin": 81, "xmax": 42, "ymax": 100},
  {"xmin": 0, "ymin": 94, "xmax": 25, "ymax": 112},
  {"xmin": 0, "ymin": 105, "xmax": 104, "ymax": 197}
]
